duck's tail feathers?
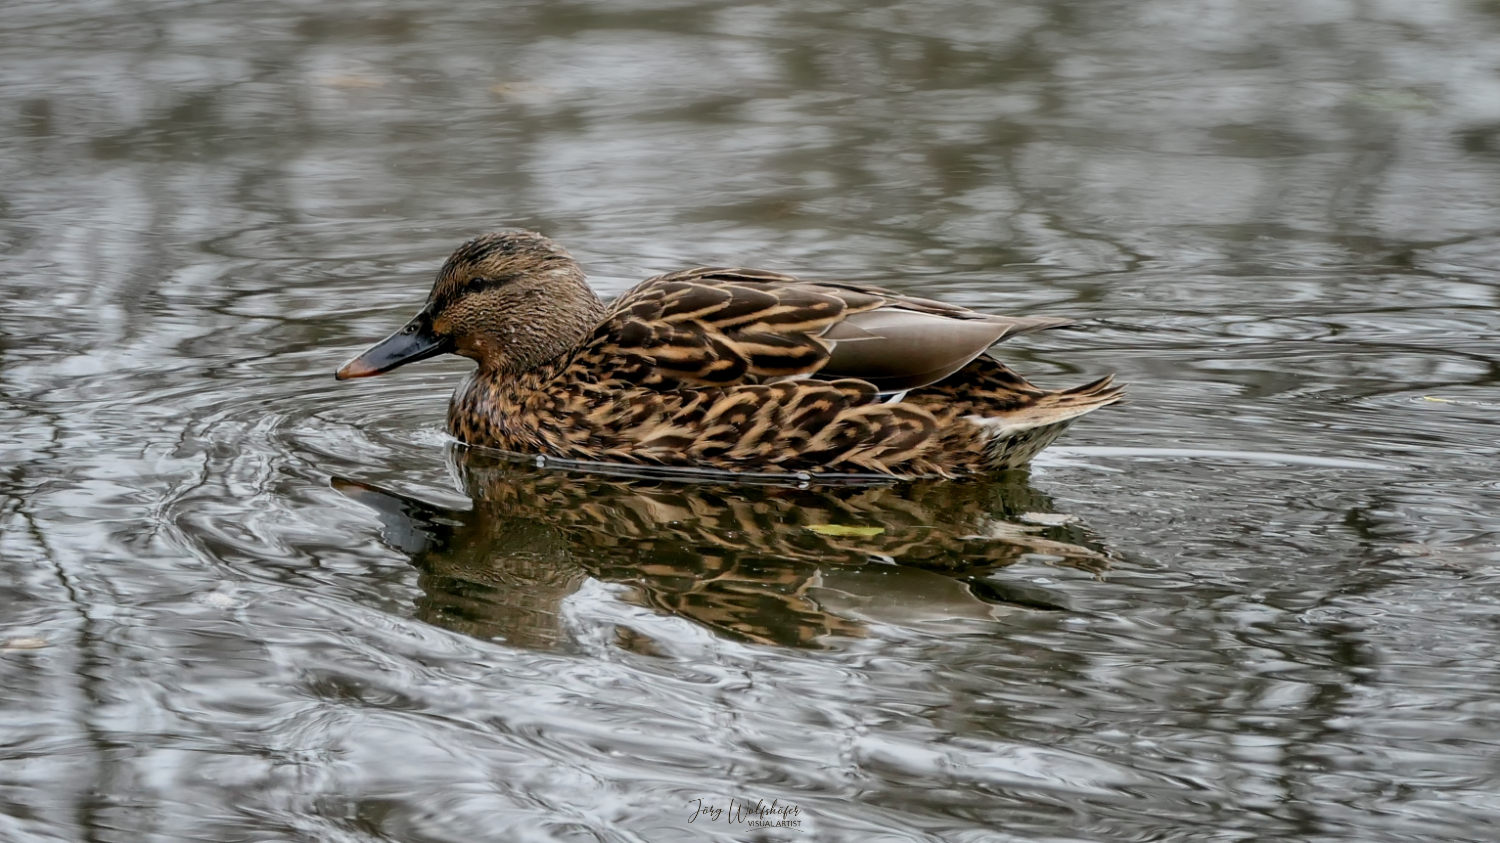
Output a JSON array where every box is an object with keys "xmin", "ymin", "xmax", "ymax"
[
  {"xmin": 967, "ymin": 374, "xmax": 1124, "ymax": 432},
  {"xmin": 986, "ymin": 314, "xmax": 1077, "ymax": 338},
  {"xmin": 965, "ymin": 375, "xmax": 1124, "ymax": 469}
]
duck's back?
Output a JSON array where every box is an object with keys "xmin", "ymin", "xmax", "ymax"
[{"xmin": 568, "ymin": 267, "xmax": 1072, "ymax": 392}]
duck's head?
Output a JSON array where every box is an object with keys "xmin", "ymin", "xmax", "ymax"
[{"xmin": 335, "ymin": 230, "xmax": 606, "ymax": 380}]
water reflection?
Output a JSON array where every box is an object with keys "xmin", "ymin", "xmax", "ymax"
[{"xmin": 336, "ymin": 447, "xmax": 1110, "ymax": 649}]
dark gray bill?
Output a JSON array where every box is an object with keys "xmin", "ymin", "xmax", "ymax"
[{"xmin": 335, "ymin": 318, "xmax": 450, "ymax": 379}]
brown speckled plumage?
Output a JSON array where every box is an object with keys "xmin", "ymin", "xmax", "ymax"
[{"xmin": 337, "ymin": 231, "xmax": 1122, "ymax": 477}]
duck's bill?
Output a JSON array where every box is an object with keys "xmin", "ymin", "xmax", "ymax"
[{"xmin": 335, "ymin": 319, "xmax": 451, "ymax": 379}]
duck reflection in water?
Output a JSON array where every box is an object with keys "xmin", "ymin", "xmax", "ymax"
[{"xmin": 335, "ymin": 447, "xmax": 1114, "ymax": 650}]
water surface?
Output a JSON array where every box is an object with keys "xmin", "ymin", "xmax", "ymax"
[{"xmin": 4, "ymin": 1, "xmax": 1500, "ymax": 840}]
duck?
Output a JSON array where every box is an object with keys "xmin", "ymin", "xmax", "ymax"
[{"xmin": 334, "ymin": 230, "xmax": 1121, "ymax": 477}]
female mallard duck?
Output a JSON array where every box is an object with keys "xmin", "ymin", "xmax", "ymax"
[{"xmin": 335, "ymin": 231, "xmax": 1121, "ymax": 477}]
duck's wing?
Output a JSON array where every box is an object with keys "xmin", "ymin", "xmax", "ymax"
[{"xmin": 572, "ymin": 267, "xmax": 1071, "ymax": 392}]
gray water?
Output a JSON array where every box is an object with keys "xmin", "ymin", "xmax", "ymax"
[{"xmin": 4, "ymin": 1, "xmax": 1500, "ymax": 840}]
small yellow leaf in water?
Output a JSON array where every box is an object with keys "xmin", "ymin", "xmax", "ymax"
[
  {"xmin": 807, "ymin": 524, "xmax": 885, "ymax": 537},
  {"xmin": 1422, "ymin": 396, "xmax": 1455, "ymax": 403},
  {"xmin": 1350, "ymin": 90, "xmax": 1439, "ymax": 112}
]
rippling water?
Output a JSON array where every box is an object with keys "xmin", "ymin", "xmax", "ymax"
[{"xmin": 5, "ymin": 1, "xmax": 1500, "ymax": 840}]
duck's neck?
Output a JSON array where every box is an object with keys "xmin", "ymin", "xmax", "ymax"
[
  {"xmin": 450, "ymin": 311, "xmax": 605, "ymax": 453},
  {"xmin": 477, "ymin": 270, "xmax": 606, "ymax": 375},
  {"xmin": 449, "ymin": 367, "xmax": 553, "ymax": 452}
]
